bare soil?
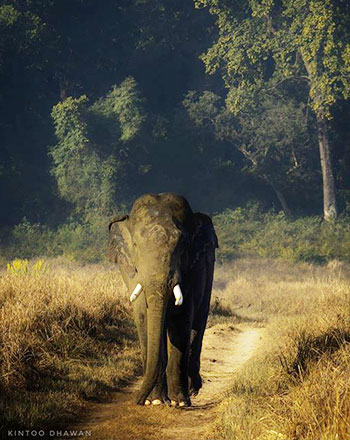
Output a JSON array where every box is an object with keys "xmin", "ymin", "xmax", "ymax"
[{"xmin": 69, "ymin": 323, "xmax": 264, "ymax": 440}]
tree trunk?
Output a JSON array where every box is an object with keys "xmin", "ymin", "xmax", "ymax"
[
  {"xmin": 301, "ymin": 55, "xmax": 338, "ymax": 222},
  {"xmin": 270, "ymin": 183, "xmax": 292, "ymax": 218},
  {"xmin": 316, "ymin": 111, "xmax": 337, "ymax": 221},
  {"xmin": 58, "ymin": 76, "xmax": 69, "ymax": 101}
]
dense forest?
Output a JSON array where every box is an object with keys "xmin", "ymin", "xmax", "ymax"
[{"xmin": 1, "ymin": 0, "xmax": 350, "ymax": 235}]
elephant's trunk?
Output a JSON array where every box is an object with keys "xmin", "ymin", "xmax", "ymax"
[{"xmin": 135, "ymin": 296, "xmax": 167, "ymax": 405}]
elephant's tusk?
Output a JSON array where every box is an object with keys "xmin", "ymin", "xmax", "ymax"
[
  {"xmin": 173, "ymin": 284, "xmax": 183, "ymax": 306},
  {"xmin": 130, "ymin": 283, "xmax": 143, "ymax": 302}
]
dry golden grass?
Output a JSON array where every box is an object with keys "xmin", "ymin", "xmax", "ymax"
[
  {"xmin": 2, "ymin": 256, "xmax": 350, "ymax": 439},
  {"xmin": 0, "ymin": 258, "xmax": 140, "ymax": 430},
  {"xmin": 208, "ymin": 258, "xmax": 350, "ymax": 440},
  {"xmin": 212, "ymin": 257, "xmax": 349, "ymax": 319}
]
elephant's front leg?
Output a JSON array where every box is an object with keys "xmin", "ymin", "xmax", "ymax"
[
  {"xmin": 132, "ymin": 293, "xmax": 147, "ymax": 370},
  {"xmin": 147, "ymin": 327, "xmax": 168, "ymax": 405},
  {"xmin": 166, "ymin": 307, "xmax": 192, "ymax": 407}
]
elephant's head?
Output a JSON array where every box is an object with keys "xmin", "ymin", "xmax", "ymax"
[{"xmin": 108, "ymin": 193, "xmax": 195, "ymax": 403}]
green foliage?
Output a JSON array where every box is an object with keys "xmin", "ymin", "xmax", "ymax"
[
  {"xmin": 8, "ymin": 219, "xmax": 55, "ymax": 258},
  {"xmin": 235, "ymin": 97, "xmax": 317, "ymax": 203},
  {"xmin": 7, "ymin": 258, "xmax": 29, "ymax": 275},
  {"xmin": 195, "ymin": 0, "xmax": 350, "ymax": 118},
  {"xmin": 194, "ymin": 0, "xmax": 350, "ymax": 220},
  {"xmin": 7, "ymin": 258, "xmax": 48, "ymax": 276},
  {"xmin": 110, "ymin": 77, "xmax": 146, "ymax": 142},
  {"xmin": 50, "ymin": 78, "xmax": 146, "ymax": 216},
  {"xmin": 0, "ymin": 5, "xmax": 20, "ymax": 27},
  {"xmin": 5, "ymin": 216, "xmax": 108, "ymax": 263},
  {"xmin": 214, "ymin": 205, "xmax": 350, "ymax": 263},
  {"xmin": 184, "ymin": 90, "xmax": 318, "ymax": 214},
  {"xmin": 50, "ymin": 95, "xmax": 116, "ymax": 215},
  {"xmin": 5, "ymin": 207, "xmax": 350, "ymax": 266},
  {"xmin": 183, "ymin": 90, "xmax": 223, "ymax": 128},
  {"xmin": 1, "ymin": 0, "xmax": 350, "ymax": 229}
]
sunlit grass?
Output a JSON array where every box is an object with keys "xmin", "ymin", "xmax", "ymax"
[
  {"xmin": 1, "ymin": 256, "xmax": 350, "ymax": 437},
  {"xmin": 0, "ymin": 258, "xmax": 139, "ymax": 430},
  {"xmin": 208, "ymin": 258, "xmax": 350, "ymax": 440}
]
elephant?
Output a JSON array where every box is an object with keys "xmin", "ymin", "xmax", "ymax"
[{"xmin": 108, "ymin": 193, "xmax": 218, "ymax": 407}]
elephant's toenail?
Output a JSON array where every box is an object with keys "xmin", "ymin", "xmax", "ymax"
[
  {"xmin": 152, "ymin": 399, "xmax": 162, "ymax": 405},
  {"xmin": 145, "ymin": 399, "xmax": 151, "ymax": 406},
  {"xmin": 170, "ymin": 400, "xmax": 177, "ymax": 407},
  {"xmin": 179, "ymin": 401, "xmax": 186, "ymax": 407}
]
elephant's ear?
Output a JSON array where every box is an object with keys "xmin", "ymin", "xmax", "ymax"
[
  {"xmin": 190, "ymin": 213, "xmax": 218, "ymax": 268},
  {"xmin": 108, "ymin": 215, "xmax": 137, "ymax": 279}
]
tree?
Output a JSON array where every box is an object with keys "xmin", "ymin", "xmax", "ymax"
[
  {"xmin": 0, "ymin": 0, "xmax": 217, "ymax": 225},
  {"xmin": 184, "ymin": 91, "xmax": 315, "ymax": 216},
  {"xmin": 50, "ymin": 78, "xmax": 147, "ymax": 216},
  {"xmin": 195, "ymin": 0, "xmax": 350, "ymax": 220}
]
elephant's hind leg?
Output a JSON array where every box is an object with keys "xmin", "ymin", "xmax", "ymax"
[
  {"xmin": 166, "ymin": 310, "xmax": 192, "ymax": 407},
  {"xmin": 188, "ymin": 255, "xmax": 215, "ymax": 396},
  {"xmin": 188, "ymin": 328, "xmax": 205, "ymax": 395}
]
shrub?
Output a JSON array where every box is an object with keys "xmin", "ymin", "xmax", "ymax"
[
  {"xmin": 4, "ymin": 216, "xmax": 109, "ymax": 263},
  {"xmin": 213, "ymin": 205, "xmax": 350, "ymax": 263},
  {"xmin": 3, "ymin": 205, "xmax": 350, "ymax": 264}
]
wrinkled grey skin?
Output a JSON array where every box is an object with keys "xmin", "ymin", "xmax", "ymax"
[{"xmin": 108, "ymin": 193, "xmax": 218, "ymax": 406}]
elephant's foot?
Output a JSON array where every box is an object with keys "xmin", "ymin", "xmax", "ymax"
[
  {"xmin": 189, "ymin": 388, "xmax": 199, "ymax": 396},
  {"xmin": 144, "ymin": 384, "xmax": 169, "ymax": 406},
  {"xmin": 136, "ymin": 387, "xmax": 162, "ymax": 405},
  {"xmin": 189, "ymin": 373, "xmax": 202, "ymax": 396},
  {"xmin": 168, "ymin": 389, "xmax": 191, "ymax": 407},
  {"xmin": 169, "ymin": 396, "xmax": 191, "ymax": 407},
  {"xmin": 145, "ymin": 398, "xmax": 163, "ymax": 406}
]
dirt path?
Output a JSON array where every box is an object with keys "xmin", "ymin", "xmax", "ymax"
[{"xmin": 69, "ymin": 323, "xmax": 264, "ymax": 440}]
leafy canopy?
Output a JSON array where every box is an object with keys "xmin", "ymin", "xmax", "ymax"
[
  {"xmin": 184, "ymin": 90, "xmax": 314, "ymax": 195},
  {"xmin": 195, "ymin": 0, "xmax": 350, "ymax": 118},
  {"xmin": 50, "ymin": 78, "xmax": 146, "ymax": 216}
]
